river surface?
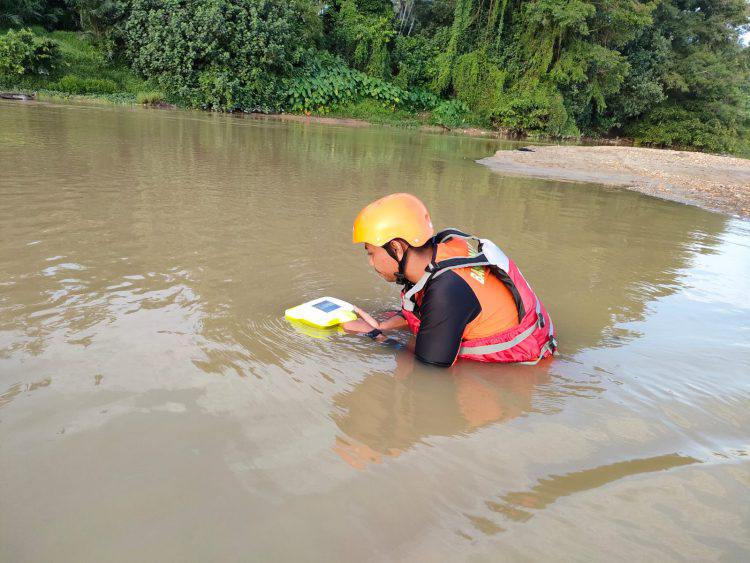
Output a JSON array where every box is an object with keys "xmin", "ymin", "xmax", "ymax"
[{"xmin": 1, "ymin": 100, "xmax": 749, "ymax": 562}]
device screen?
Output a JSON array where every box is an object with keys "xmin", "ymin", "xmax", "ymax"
[{"xmin": 313, "ymin": 300, "xmax": 340, "ymax": 313}]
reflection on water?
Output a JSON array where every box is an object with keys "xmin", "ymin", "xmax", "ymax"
[
  {"xmin": 1, "ymin": 100, "xmax": 749, "ymax": 561},
  {"xmin": 0, "ymin": 377, "xmax": 51, "ymax": 407},
  {"xmin": 477, "ymin": 453, "xmax": 698, "ymax": 529},
  {"xmin": 332, "ymin": 352, "xmax": 554, "ymax": 469}
]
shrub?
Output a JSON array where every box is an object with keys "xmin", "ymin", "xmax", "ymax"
[
  {"xmin": 50, "ymin": 74, "xmax": 118, "ymax": 93},
  {"xmin": 44, "ymin": 30, "xmax": 146, "ymax": 92},
  {"xmin": 627, "ymin": 103, "xmax": 743, "ymax": 154},
  {"xmin": 281, "ymin": 55, "xmax": 438, "ymax": 114},
  {"xmin": 283, "ymin": 62, "xmax": 397, "ymax": 113},
  {"xmin": 331, "ymin": 1, "xmax": 394, "ymax": 80},
  {"xmin": 452, "ymin": 50, "xmax": 505, "ymax": 119},
  {"xmin": 491, "ymin": 83, "xmax": 580, "ymax": 137},
  {"xmin": 406, "ymin": 88, "xmax": 440, "ymax": 111},
  {"xmin": 430, "ymin": 99, "xmax": 470, "ymax": 128},
  {"xmin": 135, "ymin": 90, "xmax": 164, "ymax": 104},
  {"xmin": 0, "ymin": 0, "xmax": 44, "ymax": 28},
  {"xmin": 192, "ymin": 67, "xmax": 281, "ymax": 112},
  {"xmin": 0, "ymin": 28, "xmax": 60, "ymax": 77},
  {"xmin": 0, "ymin": 0, "xmax": 77, "ymax": 29},
  {"xmin": 125, "ymin": 0, "xmax": 320, "ymax": 111},
  {"xmin": 392, "ymin": 34, "xmax": 438, "ymax": 90},
  {"xmin": 66, "ymin": 0, "xmax": 132, "ymax": 62}
]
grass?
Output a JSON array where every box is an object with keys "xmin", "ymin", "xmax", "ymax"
[
  {"xmin": 135, "ymin": 90, "xmax": 165, "ymax": 105},
  {"xmin": 49, "ymin": 74, "xmax": 118, "ymax": 94},
  {"xmin": 320, "ymin": 100, "xmax": 425, "ymax": 127},
  {"xmin": 318, "ymin": 99, "xmax": 490, "ymax": 131},
  {"xmin": 35, "ymin": 90, "xmax": 139, "ymax": 105},
  {"xmin": 0, "ymin": 27, "xmax": 162, "ymax": 105}
]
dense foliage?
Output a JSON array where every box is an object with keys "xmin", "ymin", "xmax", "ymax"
[
  {"xmin": 125, "ymin": 0, "xmax": 320, "ymax": 111},
  {"xmin": 0, "ymin": 28, "xmax": 59, "ymax": 76},
  {"xmin": 1, "ymin": 0, "xmax": 749, "ymax": 153}
]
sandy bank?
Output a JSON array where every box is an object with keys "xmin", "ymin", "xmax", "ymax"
[{"xmin": 478, "ymin": 146, "xmax": 750, "ymax": 219}]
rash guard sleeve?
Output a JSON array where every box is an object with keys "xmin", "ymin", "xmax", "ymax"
[{"xmin": 414, "ymin": 270, "xmax": 482, "ymax": 367}]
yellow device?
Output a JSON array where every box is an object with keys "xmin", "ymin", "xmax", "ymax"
[
  {"xmin": 286, "ymin": 319, "xmax": 343, "ymax": 339},
  {"xmin": 284, "ymin": 297, "xmax": 358, "ymax": 328}
]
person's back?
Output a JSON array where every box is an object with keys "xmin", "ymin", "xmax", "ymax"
[
  {"xmin": 402, "ymin": 237, "xmax": 520, "ymax": 366},
  {"xmin": 424, "ymin": 237, "xmax": 520, "ymax": 338}
]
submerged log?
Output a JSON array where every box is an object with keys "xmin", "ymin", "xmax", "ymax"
[{"xmin": 0, "ymin": 92, "xmax": 36, "ymax": 101}]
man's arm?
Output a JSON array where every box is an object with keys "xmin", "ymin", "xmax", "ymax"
[
  {"xmin": 379, "ymin": 312, "xmax": 409, "ymax": 331},
  {"xmin": 342, "ymin": 308, "xmax": 408, "ymax": 333}
]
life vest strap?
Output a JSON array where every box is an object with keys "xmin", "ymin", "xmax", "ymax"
[
  {"xmin": 458, "ymin": 298, "xmax": 555, "ymax": 361},
  {"xmin": 402, "ymin": 231, "xmax": 524, "ymax": 320},
  {"xmin": 402, "ymin": 270, "xmax": 432, "ymax": 312},
  {"xmin": 435, "ymin": 228, "xmax": 475, "ymax": 244},
  {"xmin": 519, "ymin": 304, "xmax": 558, "ymax": 364},
  {"xmin": 458, "ymin": 320, "xmax": 538, "ymax": 356},
  {"xmin": 430, "ymin": 255, "xmax": 490, "ymax": 272},
  {"xmin": 517, "ymin": 341, "xmax": 555, "ymax": 365},
  {"xmin": 402, "ymin": 255, "xmax": 494, "ymax": 311},
  {"xmin": 487, "ymin": 264, "xmax": 525, "ymax": 322}
]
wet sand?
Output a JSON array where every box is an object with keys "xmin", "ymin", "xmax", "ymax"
[{"xmin": 478, "ymin": 145, "xmax": 750, "ymax": 218}]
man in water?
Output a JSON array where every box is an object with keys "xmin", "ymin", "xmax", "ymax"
[{"xmin": 346, "ymin": 193, "xmax": 556, "ymax": 367}]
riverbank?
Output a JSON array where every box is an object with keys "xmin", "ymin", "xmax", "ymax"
[
  {"xmin": 0, "ymin": 30, "xmax": 154, "ymax": 104},
  {"xmin": 479, "ymin": 146, "xmax": 750, "ymax": 219},
  {"xmin": 243, "ymin": 111, "xmax": 506, "ymax": 137},
  {"xmin": 0, "ymin": 91, "xmax": 506, "ymax": 137}
]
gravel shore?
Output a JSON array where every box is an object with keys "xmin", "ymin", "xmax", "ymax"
[{"xmin": 478, "ymin": 146, "xmax": 750, "ymax": 219}]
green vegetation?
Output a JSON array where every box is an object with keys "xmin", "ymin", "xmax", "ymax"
[
  {"xmin": 323, "ymin": 100, "xmax": 424, "ymax": 127},
  {"xmin": 1, "ymin": 0, "xmax": 749, "ymax": 154},
  {"xmin": 135, "ymin": 90, "xmax": 164, "ymax": 104},
  {"xmin": 125, "ymin": 0, "xmax": 320, "ymax": 111},
  {"xmin": 0, "ymin": 27, "xmax": 152, "ymax": 102},
  {"xmin": 281, "ymin": 54, "xmax": 438, "ymax": 115},
  {"xmin": 0, "ymin": 27, "xmax": 59, "ymax": 76},
  {"xmin": 50, "ymin": 74, "xmax": 117, "ymax": 93}
]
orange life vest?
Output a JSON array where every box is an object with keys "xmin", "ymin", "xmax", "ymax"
[{"xmin": 401, "ymin": 229, "xmax": 557, "ymax": 364}]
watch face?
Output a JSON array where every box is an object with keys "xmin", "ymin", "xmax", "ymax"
[{"xmin": 313, "ymin": 300, "xmax": 340, "ymax": 313}]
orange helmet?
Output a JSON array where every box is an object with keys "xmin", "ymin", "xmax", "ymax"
[{"xmin": 352, "ymin": 193, "xmax": 434, "ymax": 247}]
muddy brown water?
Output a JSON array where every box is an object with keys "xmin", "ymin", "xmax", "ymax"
[{"xmin": 1, "ymin": 100, "xmax": 749, "ymax": 561}]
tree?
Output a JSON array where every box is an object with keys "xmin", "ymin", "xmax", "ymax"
[
  {"xmin": 623, "ymin": 0, "xmax": 750, "ymax": 151},
  {"xmin": 125, "ymin": 0, "xmax": 320, "ymax": 110},
  {"xmin": 0, "ymin": 0, "xmax": 77, "ymax": 29}
]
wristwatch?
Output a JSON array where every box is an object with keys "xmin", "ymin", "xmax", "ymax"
[{"xmin": 364, "ymin": 328, "xmax": 383, "ymax": 339}]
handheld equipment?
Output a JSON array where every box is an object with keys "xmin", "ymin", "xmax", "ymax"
[{"xmin": 284, "ymin": 297, "xmax": 358, "ymax": 328}]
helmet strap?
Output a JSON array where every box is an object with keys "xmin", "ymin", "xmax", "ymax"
[{"xmin": 384, "ymin": 241, "xmax": 410, "ymax": 286}]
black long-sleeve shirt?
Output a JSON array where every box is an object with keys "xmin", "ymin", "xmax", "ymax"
[{"xmin": 413, "ymin": 270, "xmax": 482, "ymax": 367}]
